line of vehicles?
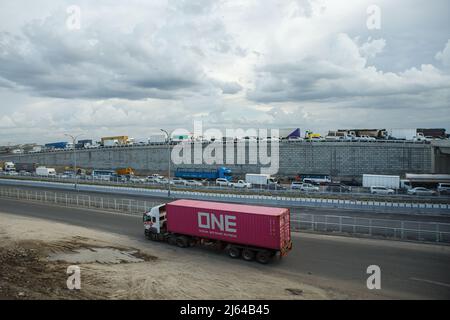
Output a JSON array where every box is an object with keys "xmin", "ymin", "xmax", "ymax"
[
  {"xmin": 1, "ymin": 160, "xmax": 450, "ymax": 197},
  {"xmin": 5, "ymin": 127, "xmax": 448, "ymax": 155}
]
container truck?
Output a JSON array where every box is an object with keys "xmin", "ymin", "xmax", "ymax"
[
  {"xmin": 388, "ymin": 128, "xmax": 426, "ymax": 141},
  {"xmin": 148, "ymin": 134, "xmax": 167, "ymax": 144},
  {"xmin": 143, "ymin": 199, "xmax": 292, "ymax": 264},
  {"xmin": 116, "ymin": 167, "xmax": 135, "ymax": 176},
  {"xmin": 36, "ymin": 167, "xmax": 57, "ymax": 176},
  {"xmin": 175, "ymin": 167, "xmax": 232, "ymax": 181},
  {"xmin": 362, "ymin": 174, "xmax": 400, "ymax": 189},
  {"xmin": 101, "ymin": 136, "xmax": 129, "ymax": 146},
  {"xmin": 45, "ymin": 142, "xmax": 68, "ymax": 150},
  {"xmin": 15, "ymin": 163, "xmax": 38, "ymax": 172}
]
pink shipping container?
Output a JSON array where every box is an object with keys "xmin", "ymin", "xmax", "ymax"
[{"xmin": 166, "ymin": 199, "xmax": 292, "ymax": 253}]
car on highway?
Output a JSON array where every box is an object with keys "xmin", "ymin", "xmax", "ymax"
[
  {"xmin": 357, "ymin": 135, "xmax": 376, "ymax": 142},
  {"xmin": 229, "ymin": 180, "xmax": 251, "ymax": 188},
  {"xmin": 370, "ymin": 186, "xmax": 395, "ymax": 195},
  {"xmin": 171, "ymin": 177, "xmax": 186, "ymax": 185},
  {"xmin": 326, "ymin": 183, "xmax": 352, "ymax": 193},
  {"xmin": 437, "ymin": 183, "xmax": 450, "ymax": 195},
  {"xmin": 184, "ymin": 180, "xmax": 203, "ymax": 187},
  {"xmin": 215, "ymin": 178, "xmax": 230, "ymax": 187},
  {"xmin": 130, "ymin": 176, "xmax": 146, "ymax": 184},
  {"xmin": 407, "ymin": 187, "xmax": 437, "ymax": 196},
  {"xmin": 299, "ymin": 183, "xmax": 320, "ymax": 192},
  {"xmin": 290, "ymin": 181, "xmax": 303, "ymax": 190}
]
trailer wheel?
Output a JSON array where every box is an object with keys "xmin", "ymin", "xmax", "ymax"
[
  {"xmin": 256, "ymin": 250, "xmax": 271, "ymax": 264},
  {"xmin": 227, "ymin": 246, "xmax": 241, "ymax": 259},
  {"xmin": 150, "ymin": 233, "xmax": 158, "ymax": 241},
  {"xmin": 167, "ymin": 235, "xmax": 177, "ymax": 245},
  {"xmin": 176, "ymin": 236, "xmax": 189, "ymax": 248},
  {"xmin": 242, "ymin": 249, "xmax": 255, "ymax": 261}
]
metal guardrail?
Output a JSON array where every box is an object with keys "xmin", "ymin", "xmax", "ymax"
[
  {"xmin": 291, "ymin": 214, "xmax": 450, "ymax": 243},
  {"xmin": 1, "ymin": 186, "xmax": 449, "ymax": 244},
  {"xmin": 0, "ymin": 186, "xmax": 153, "ymax": 215},
  {"xmin": 0, "ymin": 178, "xmax": 449, "ymax": 213}
]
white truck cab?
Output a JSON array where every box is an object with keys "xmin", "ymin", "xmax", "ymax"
[{"xmin": 143, "ymin": 204, "xmax": 167, "ymax": 236}]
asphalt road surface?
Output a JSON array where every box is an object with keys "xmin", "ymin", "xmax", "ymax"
[{"xmin": 1, "ymin": 198, "xmax": 449, "ymax": 299}]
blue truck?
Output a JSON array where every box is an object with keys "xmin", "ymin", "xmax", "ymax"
[
  {"xmin": 45, "ymin": 142, "xmax": 69, "ymax": 150},
  {"xmin": 175, "ymin": 167, "xmax": 232, "ymax": 181}
]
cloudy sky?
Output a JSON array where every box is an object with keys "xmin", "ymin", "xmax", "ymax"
[{"xmin": 0, "ymin": 0, "xmax": 449, "ymax": 144}]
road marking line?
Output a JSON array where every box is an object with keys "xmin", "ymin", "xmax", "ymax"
[{"xmin": 410, "ymin": 278, "xmax": 450, "ymax": 288}]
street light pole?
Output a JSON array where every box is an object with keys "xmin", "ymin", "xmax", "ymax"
[
  {"xmin": 65, "ymin": 134, "xmax": 82, "ymax": 190},
  {"xmin": 160, "ymin": 129, "xmax": 171, "ymax": 197}
]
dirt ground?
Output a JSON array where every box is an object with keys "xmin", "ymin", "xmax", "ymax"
[{"xmin": 0, "ymin": 212, "xmax": 349, "ymax": 300}]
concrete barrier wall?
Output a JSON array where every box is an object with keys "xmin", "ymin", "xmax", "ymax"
[{"xmin": 0, "ymin": 141, "xmax": 434, "ymax": 179}]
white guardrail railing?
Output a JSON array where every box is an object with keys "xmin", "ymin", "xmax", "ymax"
[
  {"xmin": 0, "ymin": 186, "xmax": 449, "ymax": 244},
  {"xmin": 0, "ymin": 178, "xmax": 449, "ymax": 213}
]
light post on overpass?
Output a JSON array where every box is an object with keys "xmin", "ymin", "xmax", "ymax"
[
  {"xmin": 64, "ymin": 133, "xmax": 83, "ymax": 191},
  {"xmin": 160, "ymin": 129, "xmax": 171, "ymax": 197}
]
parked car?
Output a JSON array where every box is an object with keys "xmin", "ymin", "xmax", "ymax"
[
  {"xmin": 290, "ymin": 181, "xmax": 303, "ymax": 190},
  {"xmin": 326, "ymin": 183, "xmax": 352, "ymax": 193},
  {"xmin": 370, "ymin": 186, "xmax": 395, "ymax": 195},
  {"xmin": 407, "ymin": 187, "xmax": 437, "ymax": 196},
  {"xmin": 215, "ymin": 178, "xmax": 230, "ymax": 187},
  {"xmin": 437, "ymin": 183, "xmax": 450, "ymax": 195},
  {"xmin": 229, "ymin": 180, "xmax": 251, "ymax": 188},
  {"xmin": 185, "ymin": 180, "xmax": 203, "ymax": 187}
]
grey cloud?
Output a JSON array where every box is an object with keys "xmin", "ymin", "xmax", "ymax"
[
  {"xmin": 0, "ymin": 5, "xmax": 240, "ymax": 100},
  {"xmin": 248, "ymin": 35, "xmax": 450, "ymax": 105}
]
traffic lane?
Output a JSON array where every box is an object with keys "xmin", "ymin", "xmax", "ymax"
[
  {"xmin": 2, "ymin": 185, "xmax": 450, "ymax": 223},
  {"xmin": 281, "ymin": 233, "xmax": 450, "ymax": 299},
  {"xmin": 1, "ymin": 198, "xmax": 450, "ymax": 299},
  {"xmin": 0, "ymin": 198, "xmax": 142, "ymax": 238}
]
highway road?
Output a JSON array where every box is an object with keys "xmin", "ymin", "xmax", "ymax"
[
  {"xmin": 3, "ymin": 185, "xmax": 450, "ymax": 223},
  {"xmin": 1, "ymin": 198, "xmax": 449, "ymax": 299}
]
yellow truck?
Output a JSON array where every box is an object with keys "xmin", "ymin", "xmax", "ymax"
[
  {"xmin": 305, "ymin": 130, "xmax": 323, "ymax": 140},
  {"xmin": 101, "ymin": 136, "xmax": 129, "ymax": 147},
  {"xmin": 116, "ymin": 167, "xmax": 135, "ymax": 176}
]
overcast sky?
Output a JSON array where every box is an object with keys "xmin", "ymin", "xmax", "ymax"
[{"xmin": 0, "ymin": 0, "xmax": 449, "ymax": 144}]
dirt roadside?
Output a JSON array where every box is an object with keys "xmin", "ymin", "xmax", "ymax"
[{"xmin": 0, "ymin": 212, "xmax": 370, "ymax": 300}]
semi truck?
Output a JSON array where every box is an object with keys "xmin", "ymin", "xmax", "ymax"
[
  {"xmin": 143, "ymin": 199, "xmax": 292, "ymax": 264},
  {"xmin": 45, "ymin": 142, "xmax": 68, "ymax": 150},
  {"xmin": 362, "ymin": 174, "xmax": 400, "ymax": 189},
  {"xmin": 75, "ymin": 139, "xmax": 93, "ymax": 149},
  {"xmin": 388, "ymin": 128, "xmax": 426, "ymax": 141},
  {"xmin": 175, "ymin": 167, "xmax": 232, "ymax": 181},
  {"xmin": 15, "ymin": 162, "xmax": 38, "ymax": 172},
  {"xmin": 35, "ymin": 166, "xmax": 57, "ymax": 177}
]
